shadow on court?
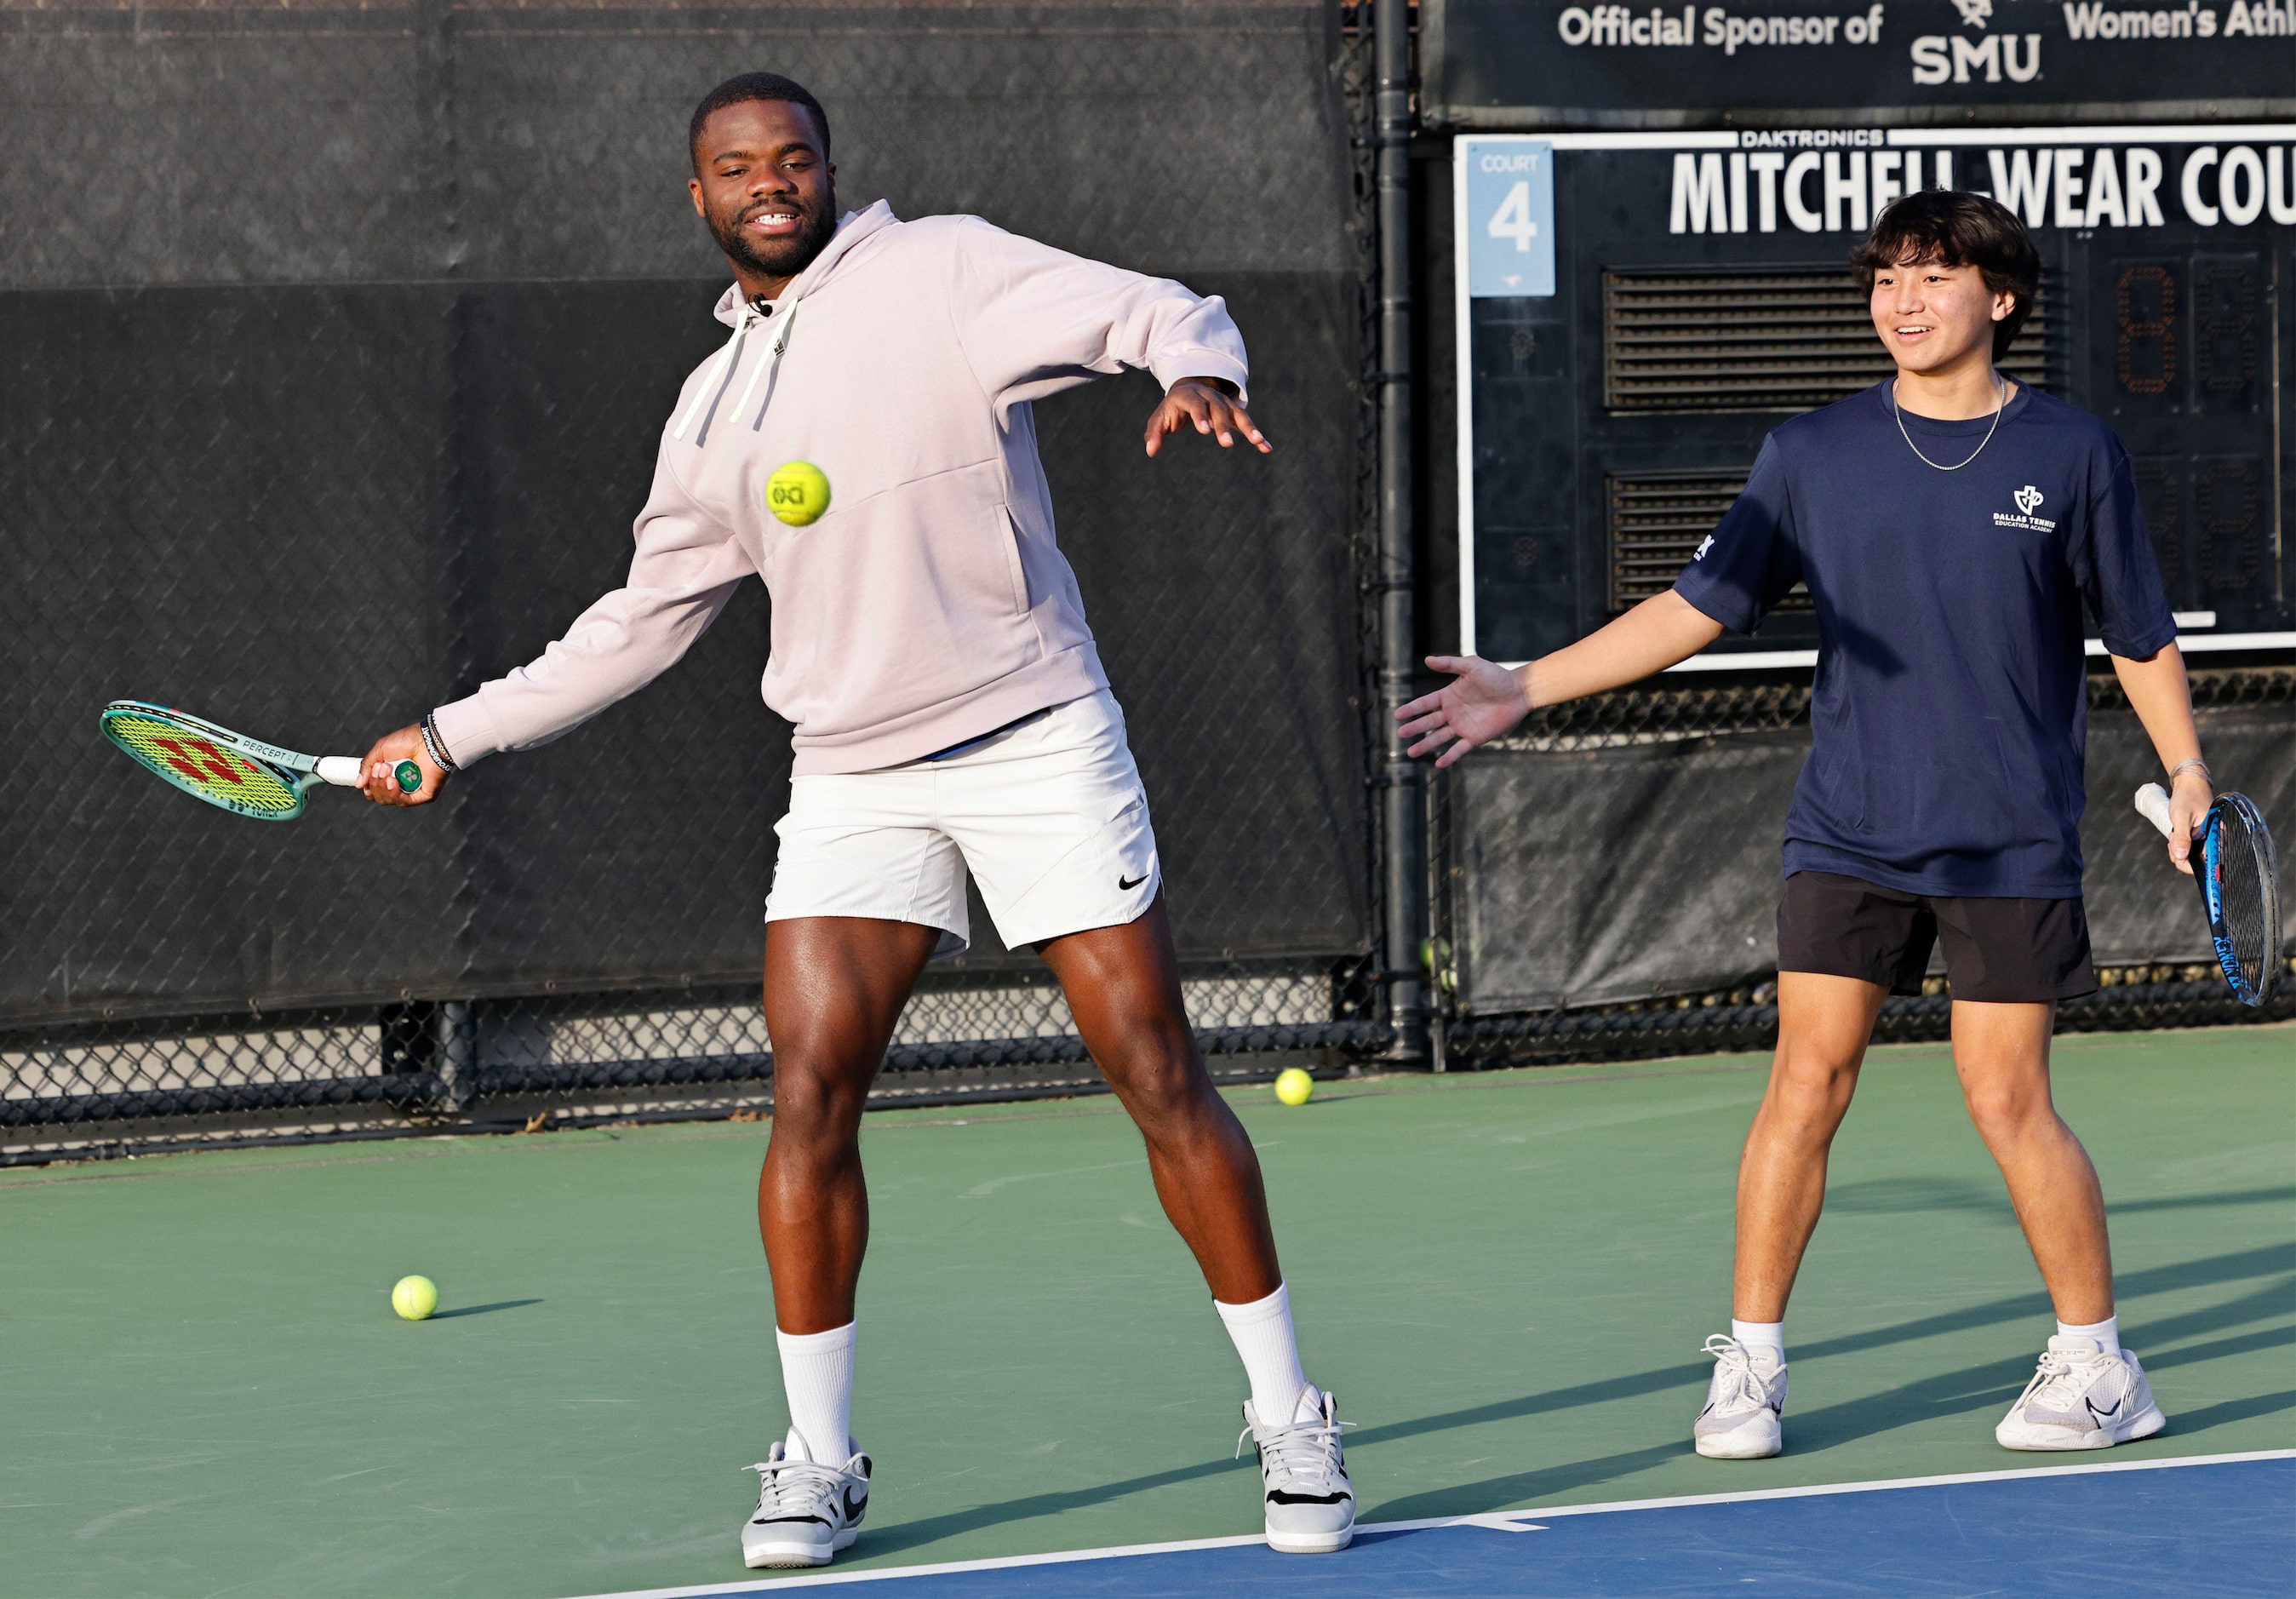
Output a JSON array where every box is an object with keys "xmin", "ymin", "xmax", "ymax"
[
  {"xmin": 430, "ymin": 1298, "xmax": 544, "ymax": 1320},
  {"xmin": 850, "ymin": 1241, "xmax": 2296, "ymax": 1546},
  {"xmin": 2112, "ymin": 1184, "xmax": 2296, "ymax": 1214},
  {"xmin": 846, "ymin": 1455, "xmax": 1259, "ymax": 1562}
]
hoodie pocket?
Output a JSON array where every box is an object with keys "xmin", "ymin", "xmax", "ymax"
[{"xmin": 992, "ymin": 504, "xmax": 1030, "ymax": 613}]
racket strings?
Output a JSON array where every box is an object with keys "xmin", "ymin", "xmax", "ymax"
[
  {"xmin": 2207, "ymin": 805, "xmax": 2276, "ymax": 1000},
  {"xmin": 105, "ymin": 714, "xmax": 303, "ymax": 815}
]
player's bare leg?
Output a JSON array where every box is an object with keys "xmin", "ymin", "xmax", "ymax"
[
  {"xmin": 742, "ymin": 915, "xmax": 933, "ymax": 1567},
  {"xmin": 757, "ymin": 916, "xmax": 937, "ymax": 1333},
  {"xmin": 1036, "ymin": 895, "xmax": 1281, "ymax": 1304},
  {"xmin": 1950, "ymin": 1000, "xmax": 2112, "ymax": 1322},
  {"xmin": 1039, "ymin": 897, "xmax": 1351, "ymax": 1551},
  {"xmin": 1695, "ymin": 971, "xmax": 1883, "ymax": 1458},
  {"xmin": 1960, "ymin": 1000, "xmax": 2161, "ymax": 1449},
  {"xmin": 1731, "ymin": 971, "xmax": 1889, "ymax": 1321}
]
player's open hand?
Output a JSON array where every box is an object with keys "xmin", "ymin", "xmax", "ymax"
[
  {"xmin": 1396, "ymin": 656, "xmax": 1532, "ymax": 768},
  {"xmin": 2166, "ymin": 768, "xmax": 2213, "ymax": 874},
  {"xmin": 1144, "ymin": 377, "xmax": 1271, "ymax": 457},
  {"xmin": 359, "ymin": 724, "xmax": 446, "ymax": 807}
]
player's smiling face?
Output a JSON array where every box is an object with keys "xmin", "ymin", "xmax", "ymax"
[
  {"xmin": 689, "ymin": 99, "xmax": 838, "ymax": 295},
  {"xmin": 1869, "ymin": 255, "xmax": 2013, "ymax": 376}
]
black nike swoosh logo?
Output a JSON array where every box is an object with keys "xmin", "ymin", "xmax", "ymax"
[
  {"xmin": 1118, "ymin": 873, "xmax": 1148, "ymax": 890},
  {"xmin": 841, "ymin": 1486, "xmax": 867, "ymax": 1524}
]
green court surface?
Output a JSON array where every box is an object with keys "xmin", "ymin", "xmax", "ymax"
[{"xmin": 3, "ymin": 1027, "xmax": 2289, "ymax": 1598}]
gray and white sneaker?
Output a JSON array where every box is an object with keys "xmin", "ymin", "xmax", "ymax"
[
  {"xmin": 1693, "ymin": 1335, "xmax": 1788, "ymax": 1459},
  {"xmin": 1995, "ymin": 1335, "xmax": 2166, "ymax": 1451},
  {"xmin": 740, "ymin": 1432, "xmax": 872, "ymax": 1568},
  {"xmin": 1239, "ymin": 1387, "xmax": 1354, "ymax": 1554}
]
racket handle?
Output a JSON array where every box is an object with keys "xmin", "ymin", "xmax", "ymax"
[
  {"xmin": 2133, "ymin": 782, "xmax": 2174, "ymax": 838},
  {"xmin": 315, "ymin": 757, "xmax": 422, "ymax": 792}
]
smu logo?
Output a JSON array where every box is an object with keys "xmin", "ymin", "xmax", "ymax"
[{"xmin": 2014, "ymin": 484, "xmax": 2045, "ymax": 515}]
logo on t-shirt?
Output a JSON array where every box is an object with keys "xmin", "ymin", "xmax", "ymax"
[
  {"xmin": 1692, "ymin": 533, "xmax": 1715, "ymax": 560},
  {"xmin": 1995, "ymin": 485, "xmax": 2056, "ymax": 533}
]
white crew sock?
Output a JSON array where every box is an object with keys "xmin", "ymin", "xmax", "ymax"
[
  {"xmin": 1215, "ymin": 1281, "xmax": 1314, "ymax": 1423},
  {"xmin": 776, "ymin": 1321, "xmax": 856, "ymax": 1464},
  {"xmin": 2057, "ymin": 1313, "xmax": 2119, "ymax": 1351},
  {"xmin": 1732, "ymin": 1318, "xmax": 1786, "ymax": 1363}
]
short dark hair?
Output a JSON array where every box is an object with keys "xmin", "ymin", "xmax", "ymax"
[
  {"xmin": 1852, "ymin": 189, "xmax": 2040, "ymax": 361},
  {"xmin": 688, "ymin": 72, "xmax": 831, "ymax": 165}
]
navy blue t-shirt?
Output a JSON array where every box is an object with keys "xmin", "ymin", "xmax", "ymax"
[{"xmin": 1674, "ymin": 382, "xmax": 2176, "ymax": 898}]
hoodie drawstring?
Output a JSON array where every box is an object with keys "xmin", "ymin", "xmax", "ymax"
[
  {"xmin": 672, "ymin": 315, "xmax": 752, "ymax": 444},
  {"xmin": 741, "ymin": 302, "xmax": 799, "ymax": 432}
]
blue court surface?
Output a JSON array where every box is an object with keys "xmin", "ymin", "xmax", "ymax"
[{"xmin": 581, "ymin": 1453, "xmax": 2292, "ymax": 1598}]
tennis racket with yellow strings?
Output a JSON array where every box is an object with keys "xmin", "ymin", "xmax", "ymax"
[{"xmin": 100, "ymin": 700, "xmax": 419, "ymax": 821}]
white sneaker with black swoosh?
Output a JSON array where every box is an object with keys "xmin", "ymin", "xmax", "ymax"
[
  {"xmin": 740, "ymin": 1432, "xmax": 872, "ymax": 1568},
  {"xmin": 1693, "ymin": 1335, "xmax": 1788, "ymax": 1459},
  {"xmin": 1240, "ymin": 1387, "xmax": 1355, "ymax": 1553},
  {"xmin": 1995, "ymin": 1335, "xmax": 2166, "ymax": 1451}
]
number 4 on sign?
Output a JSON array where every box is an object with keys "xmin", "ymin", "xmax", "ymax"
[{"xmin": 1488, "ymin": 181, "xmax": 1540, "ymax": 252}]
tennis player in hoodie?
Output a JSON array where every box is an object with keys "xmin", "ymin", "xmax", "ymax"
[{"xmin": 355, "ymin": 73, "xmax": 1354, "ymax": 1568}]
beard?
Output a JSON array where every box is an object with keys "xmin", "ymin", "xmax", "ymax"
[{"xmin": 709, "ymin": 191, "xmax": 839, "ymax": 284}]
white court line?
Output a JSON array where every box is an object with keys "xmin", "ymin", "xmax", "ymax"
[{"xmin": 564, "ymin": 1448, "xmax": 2296, "ymax": 1598}]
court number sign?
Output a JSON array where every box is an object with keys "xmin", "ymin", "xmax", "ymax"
[{"xmin": 1463, "ymin": 139, "xmax": 1557, "ymax": 298}]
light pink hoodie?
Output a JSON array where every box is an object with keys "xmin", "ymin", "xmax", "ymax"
[{"xmin": 428, "ymin": 202, "xmax": 1250, "ymax": 776}]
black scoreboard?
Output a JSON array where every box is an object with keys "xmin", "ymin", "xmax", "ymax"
[{"xmin": 1455, "ymin": 127, "xmax": 2296, "ymax": 665}]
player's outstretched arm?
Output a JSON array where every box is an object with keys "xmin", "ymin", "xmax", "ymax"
[
  {"xmin": 1144, "ymin": 377, "xmax": 1271, "ymax": 456},
  {"xmin": 358, "ymin": 725, "xmax": 446, "ymax": 806},
  {"xmin": 2110, "ymin": 642, "xmax": 2212, "ymax": 874},
  {"xmin": 1396, "ymin": 590, "xmax": 1725, "ymax": 767}
]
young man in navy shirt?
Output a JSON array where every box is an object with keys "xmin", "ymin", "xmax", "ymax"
[{"xmin": 1400, "ymin": 191, "xmax": 2212, "ymax": 1457}]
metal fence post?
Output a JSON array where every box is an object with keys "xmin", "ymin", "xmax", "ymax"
[
  {"xmin": 434, "ymin": 1001, "xmax": 475, "ymax": 1115},
  {"xmin": 1373, "ymin": 0, "xmax": 1428, "ymax": 1064}
]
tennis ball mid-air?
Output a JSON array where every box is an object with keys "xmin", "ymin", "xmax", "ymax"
[
  {"xmin": 766, "ymin": 461, "xmax": 831, "ymax": 526},
  {"xmin": 392, "ymin": 1275, "xmax": 438, "ymax": 1321},
  {"xmin": 1274, "ymin": 1068, "xmax": 1314, "ymax": 1107}
]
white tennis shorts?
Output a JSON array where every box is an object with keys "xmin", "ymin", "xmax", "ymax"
[{"xmin": 764, "ymin": 690, "xmax": 1161, "ymax": 955}]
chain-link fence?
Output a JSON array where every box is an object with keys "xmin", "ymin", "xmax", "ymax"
[
  {"xmin": 3, "ymin": 3, "xmax": 2287, "ymax": 1165},
  {"xmin": 1, "ymin": 3, "xmax": 1387, "ymax": 1161}
]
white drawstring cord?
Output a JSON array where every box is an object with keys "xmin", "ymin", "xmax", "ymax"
[
  {"xmin": 671, "ymin": 315, "xmax": 750, "ymax": 442},
  {"xmin": 731, "ymin": 301, "xmax": 791, "ymax": 427},
  {"xmin": 742, "ymin": 302, "xmax": 800, "ymax": 431}
]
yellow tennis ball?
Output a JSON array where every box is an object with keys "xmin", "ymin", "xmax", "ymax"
[
  {"xmin": 392, "ymin": 1275, "xmax": 438, "ymax": 1321},
  {"xmin": 766, "ymin": 461, "xmax": 832, "ymax": 526},
  {"xmin": 1274, "ymin": 1068, "xmax": 1314, "ymax": 1107}
]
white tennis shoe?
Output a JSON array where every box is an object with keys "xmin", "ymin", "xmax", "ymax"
[
  {"xmin": 1240, "ymin": 1386, "xmax": 1355, "ymax": 1553},
  {"xmin": 1995, "ymin": 1335, "xmax": 2166, "ymax": 1451},
  {"xmin": 1693, "ymin": 1334, "xmax": 1788, "ymax": 1459},
  {"xmin": 740, "ymin": 1433, "xmax": 872, "ymax": 1568}
]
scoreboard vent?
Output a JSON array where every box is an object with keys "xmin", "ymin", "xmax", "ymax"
[
  {"xmin": 1606, "ymin": 470, "xmax": 1817, "ymax": 614},
  {"xmin": 1603, "ymin": 268, "xmax": 2063, "ymax": 414}
]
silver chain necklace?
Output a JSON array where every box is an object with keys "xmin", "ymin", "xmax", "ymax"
[{"xmin": 1891, "ymin": 374, "xmax": 2007, "ymax": 471}]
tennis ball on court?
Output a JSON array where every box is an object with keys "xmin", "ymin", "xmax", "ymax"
[
  {"xmin": 766, "ymin": 461, "xmax": 832, "ymax": 526},
  {"xmin": 1274, "ymin": 1068, "xmax": 1314, "ymax": 1107},
  {"xmin": 392, "ymin": 1275, "xmax": 438, "ymax": 1321}
]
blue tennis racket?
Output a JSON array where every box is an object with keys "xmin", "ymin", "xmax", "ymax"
[{"xmin": 2134, "ymin": 783, "xmax": 2282, "ymax": 1006}]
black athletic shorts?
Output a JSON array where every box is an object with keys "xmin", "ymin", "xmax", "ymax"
[{"xmin": 1777, "ymin": 870, "xmax": 2098, "ymax": 1002}]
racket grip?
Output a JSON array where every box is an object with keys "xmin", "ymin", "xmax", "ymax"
[
  {"xmin": 2133, "ymin": 782, "xmax": 2174, "ymax": 838},
  {"xmin": 315, "ymin": 756, "xmax": 364, "ymax": 788}
]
